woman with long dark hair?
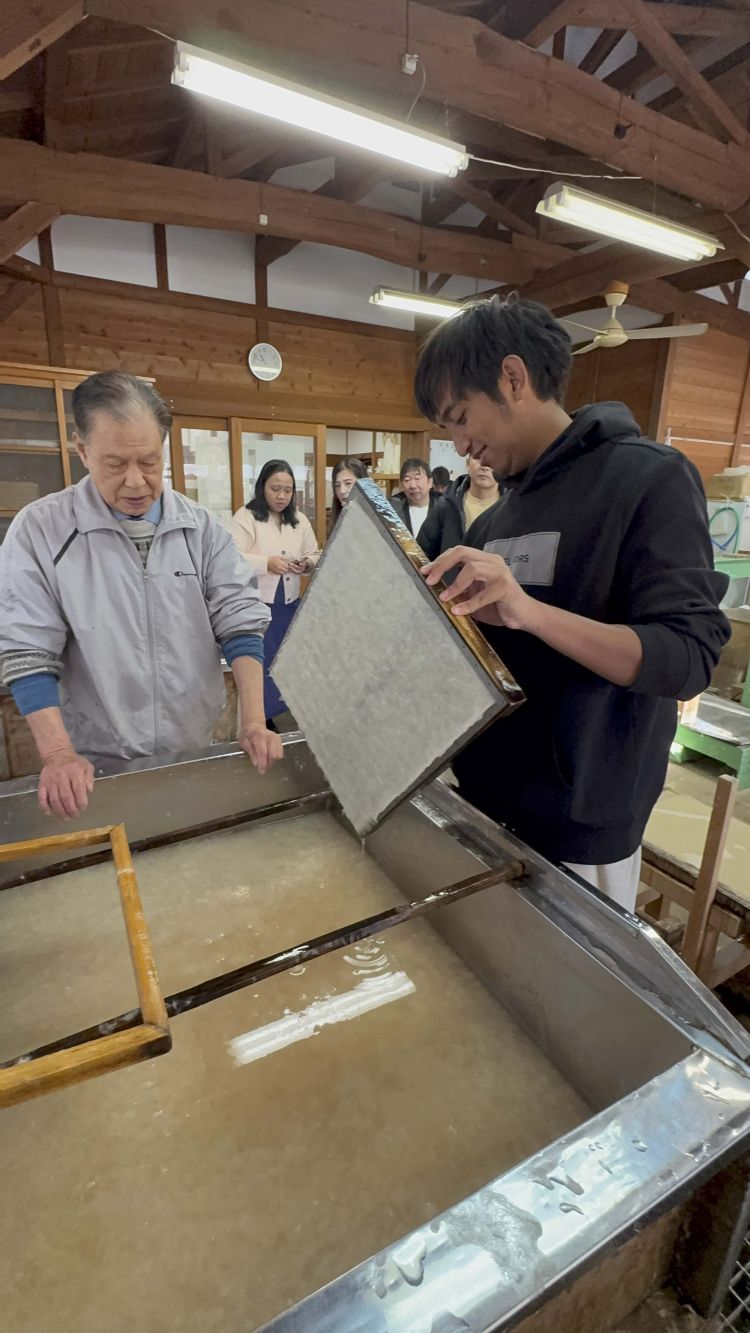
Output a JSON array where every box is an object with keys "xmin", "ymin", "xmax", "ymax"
[
  {"xmin": 229, "ymin": 459, "xmax": 320, "ymax": 726},
  {"xmin": 330, "ymin": 457, "xmax": 367, "ymax": 531}
]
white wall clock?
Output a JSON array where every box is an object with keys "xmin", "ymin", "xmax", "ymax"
[{"xmin": 248, "ymin": 343, "xmax": 283, "ymax": 382}]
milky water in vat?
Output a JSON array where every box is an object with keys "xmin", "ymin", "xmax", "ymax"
[{"xmin": 0, "ymin": 813, "xmax": 588, "ymax": 1332}]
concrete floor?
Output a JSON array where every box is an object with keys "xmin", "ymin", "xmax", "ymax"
[{"xmin": 662, "ymin": 755, "xmax": 750, "ymax": 825}]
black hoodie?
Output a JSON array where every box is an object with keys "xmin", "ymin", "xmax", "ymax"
[{"xmin": 452, "ymin": 402, "xmax": 730, "ymax": 865}]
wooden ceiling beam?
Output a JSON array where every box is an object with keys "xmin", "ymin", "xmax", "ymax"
[
  {"xmin": 85, "ymin": 0, "xmax": 750, "ymax": 208},
  {"xmin": 0, "ymin": 138, "xmax": 535, "ymax": 284},
  {"xmin": 624, "ymin": 0, "xmax": 749, "ymax": 145},
  {"xmin": 219, "ymin": 131, "xmax": 284, "ymax": 179},
  {"xmin": 0, "ymin": 0, "xmax": 84, "ymax": 79},
  {"xmin": 668, "ymin": 257, "xmax": 748, "ymax": 291},
  {"xmin": 43, "ymin": 35, "xmax": 70, "ymax": 151},
  {"xmin": 445, "ymin": 177, "xmax": 538, "ymax": 237},
  {"xmin": 427, "ymin": 273, "xmax": 452, "ymax": 295},
  {"xmin": 522, "ymin": 0, "xmax": 599, "ymax": 48},
  {"xmin": 1, "ymin": 260, "xmax": 418, "ymax": 343},
  {"xmin": 0, "ymin": 278, "xmax": 36, "ymax": 323},
  {"xmin": 255, "ymin": 162, "xmax": 386, "ymax": 264},
  {"xmin": 578, "ymin": 28, "xmax": 624, "ymax": 77},
  {"xmin": 557, "ymin": 2, "xmax": 750, "ymax": 38},
  {"xmin": 520, "ymin": 241, "xmax": 726, "ymax": 309},
  {"xmin": 0, "ymin": 202, "xmax": 60, "ymax": 266},
  {"xmin": 650, "ymin": 41, "xmax": 750, "ymax": 114},
  {"xmin": 628, "ymin": 276, "xmax": 750, "ymax": 338}
]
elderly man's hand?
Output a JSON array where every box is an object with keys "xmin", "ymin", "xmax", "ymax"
[
  {"xmin": 238, "ymin": 722, "xmax": 284, "ymax": 775},
  {"xmin": 38, "ymin": 749, "xmax": 95, "ymax": 820},
  {"xmin": 422, "ymin": 545, "xmax": 537, "ymax": 630}
]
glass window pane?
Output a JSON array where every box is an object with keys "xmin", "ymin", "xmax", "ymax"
[
  {"xmin": 241, "ymin": 432, "xmax": 315, "ymax": 527},
  {"xmin": 0, "ymin": 383, "xmax": 60, "ymax": 449},
  {"xmin": 69, "ymin": 451, "xmax": 87, "ymax": 484},
  {"xmin": 0, "ymin": 451, "xmax": 65, "ymax": 536},
  {"xmin": 182, "ymin": 427, "xmax": 231, "ymax": 527}
]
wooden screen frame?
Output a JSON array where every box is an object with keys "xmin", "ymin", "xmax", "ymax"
[{"xmin": 0, "ymin": 824, "xmax": 170, "ymax": 1108}]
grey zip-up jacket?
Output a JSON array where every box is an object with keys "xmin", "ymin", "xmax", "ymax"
[{"xmin": 0, "ymin": 477, "xmax": 270, "ymax": 761}]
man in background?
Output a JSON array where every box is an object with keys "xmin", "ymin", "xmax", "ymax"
[
  {"xmin": 431, "ymin": 465, "xmax": 451, "ymax": 495},
  {"xmin": 390, "ymin": 458, "xmax": 439, "ymax": 540},
  {"xmin": 418, "ymin": 456, "xmax": 502, "ymax": 564}
]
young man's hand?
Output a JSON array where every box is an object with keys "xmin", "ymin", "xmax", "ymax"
[{"xmin": 422, "ymin": 546, "xmax": 538, "ymax": 631}]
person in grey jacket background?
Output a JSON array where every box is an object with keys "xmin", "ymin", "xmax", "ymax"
[{"xmin": 0, "ymin": 371, "xmax": 282, "ymax": 820}]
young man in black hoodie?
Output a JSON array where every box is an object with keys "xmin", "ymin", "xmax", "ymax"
[{"xmin": 414, "ymin": 295, "xmax": 729, "ymax": 910}]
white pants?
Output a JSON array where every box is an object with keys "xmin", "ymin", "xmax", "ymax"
[{"xmin": 564, "ymin": 849, "xmax": 642, "ymax": 913}]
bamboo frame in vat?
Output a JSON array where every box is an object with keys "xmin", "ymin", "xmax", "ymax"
[{"xmin": 0, "ymin": 823, "xmax": 171, "ymax": 1108}]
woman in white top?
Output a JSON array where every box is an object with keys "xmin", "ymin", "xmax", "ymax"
[{"xmin": 229, "ymin": 460, "xmax": 320, "ymax": 725}]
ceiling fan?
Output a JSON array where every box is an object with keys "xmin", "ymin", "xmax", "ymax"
[{"xmin": 566, "ymin": 281, "xmax": 708, "ymax": 356}]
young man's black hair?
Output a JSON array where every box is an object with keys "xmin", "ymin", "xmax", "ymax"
[
  {"xmin": 417, "ymin": 294, "xmax": 729, "ymax": 910},
  {"xmin": 415, "ymin": 293, "xmax": 572, "ymax": 424},
  {"xmin": 432, "ymin": 465, "xmax": 451, "ymax": 493}
]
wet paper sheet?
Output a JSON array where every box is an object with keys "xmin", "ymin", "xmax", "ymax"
[{"xmin": 272, "ymin": 479, "xmax": 523, "ymax": 836}]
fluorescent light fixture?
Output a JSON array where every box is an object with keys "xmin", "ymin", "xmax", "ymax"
[
  {"xmin": 173, "ymin": 42, "xmax": 469, "ymax": 177},
  {"xmin": 536, "ymin": 182, "xmax": 723, "ymax": 261},
  {"xmin": 370, "ymin": 286, "xmax": 463, "ymax": 319}
]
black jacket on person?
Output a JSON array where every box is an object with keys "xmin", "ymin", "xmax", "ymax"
[
  {"xmin": 389, "ymin": 489, "xmax": 441, "ymax": 535},
  {"xmin": 418, "ymin": 475, "xmax": 502, "ymax": 562},
  {"xmin": 452, "ymin": 402, "xmax": 730, "ymax": 867}
]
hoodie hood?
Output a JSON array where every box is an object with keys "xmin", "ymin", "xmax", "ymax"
[{"xmin": 510, "ymin": 401, "xmax": 641, "ymax": 495}]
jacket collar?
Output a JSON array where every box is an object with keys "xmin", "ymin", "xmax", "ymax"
[{"xmin": 72, "ymin": 476, "xmax": 198, "ymax": 535}]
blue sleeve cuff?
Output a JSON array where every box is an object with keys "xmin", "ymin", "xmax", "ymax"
[
  {"xmin": 222, "ymin": 633, "xmax": 264, "ymax": 667},
  {"xmin": 10, "ymin": 671, "xmax": 61, "ymax": 716}
]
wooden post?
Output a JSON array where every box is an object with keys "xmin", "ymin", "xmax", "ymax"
[
  {"xmin": 169, "ymin": 422, "xmax": 186, "ymax": 495},
  {"xmin": 54, "ymin": 380, "xmax": 72, "ymax": 487},
  {"xmin": 681, "ymin": 775, "xmax": 738, "ymax": 976},
  {"xmin": 153, "ymin": 222, "xmax": 169, "ymax": 292},
  {"xmin": 229, "ymin": 415, "xmax": 243, "ymax": 513},
  {"xmin": 38, "ymin": 228, "xmax": 65, "ymax": 367},
  {"xmin": 315, "ymin": 422, "xmax": 327, "ymax": 547},
  {"xmin": 731, "ymin": 350, "xmax": 750, "ymax": 466}
]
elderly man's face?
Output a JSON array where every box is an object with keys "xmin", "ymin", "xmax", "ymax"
[
  {"xmin": 75, "ymin": 410, "xmax": 165, "ymax": 516},
  {"xmin": 401, "ymin": 467, "xmax": 431, "ymax": 506}
]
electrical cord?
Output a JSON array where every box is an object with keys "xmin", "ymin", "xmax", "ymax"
[
  {"xmin": 405, "ymin": 59, "xmax": 427, "ymax": 123},
  {"xmin": 468, "ymin": 153, "xmax": 641, "ymax": 179},
  {"xmin": 724, "ymin": 212, "xmax": 750, "ymax": 246}
]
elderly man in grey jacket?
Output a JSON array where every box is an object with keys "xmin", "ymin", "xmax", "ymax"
[{"xmin": 0, "ymin": 371, "xmax": 282, "ymax": 820}]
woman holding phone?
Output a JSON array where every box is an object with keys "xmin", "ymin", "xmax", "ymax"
[{"xmin": 229, "ymin": 459, "xmax": 320, "ymax": 727}]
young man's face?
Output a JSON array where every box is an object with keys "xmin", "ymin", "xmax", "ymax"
[
  {"xmin": 467, "ymin": 455, "xmax": 498, "ymax": 492},
  {"xmin": 438, "ymin": 387, "xmax": 519, "ymax": 476},
  {"xmin": 401, "ymin": 467, "xmax": 431, "ymax": 506}
]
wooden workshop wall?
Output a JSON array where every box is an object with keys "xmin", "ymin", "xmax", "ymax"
[
  {"xmin": 566, "ymin": 328, "xmax": 750, "ymax": 484},
  {"xmin": 565, "ymin": 338, "xmax": 666, "ymax": 440},
  {"xmin": 0, "ymin": 284, "xmax": 421, "ymax": 426},
  {"xmin": 657, "ymin": 328, "xmax": 750, "ymax": 481}
]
